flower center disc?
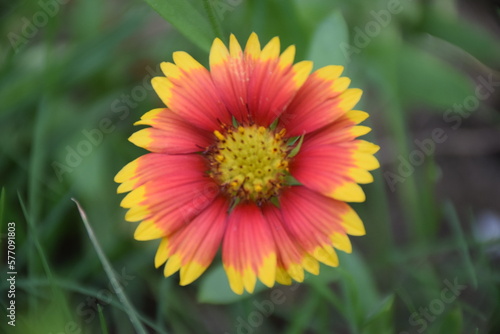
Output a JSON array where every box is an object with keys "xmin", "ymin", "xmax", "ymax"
[{"xmin": 208, "ymin": 125, "xmax": 290, "ymax": 203}]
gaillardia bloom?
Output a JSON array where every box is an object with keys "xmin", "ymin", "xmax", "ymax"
[{"xmin": 115, "ymin": 33, "xmax": 379, "ymax": 294}]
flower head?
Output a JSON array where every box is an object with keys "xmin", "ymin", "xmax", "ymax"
[{"xmin": 115, "ymin": 33, "xmax": 379, "ymax": 294}]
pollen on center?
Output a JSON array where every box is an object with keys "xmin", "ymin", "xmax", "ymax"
[{"xmin": 207, "ymin": 125, "xmax": 290, "ymax": 203}]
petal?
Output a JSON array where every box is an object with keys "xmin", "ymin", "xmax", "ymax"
[
  {"xmin": 115, "ymin": 153, "xmax": 168, "ymax": 194},
  {"xmin": 152, "ymin": 53, "xmax": 231, "ymax": 131},
  {"xmin": 210, "ymin": 35, "xmax": 252, "ymax": 122},
  {"xmin": 345, "ymin": 110, "xmax": 369, "ymax": 124},
  {"xmin": 275, "ymin": 264, "xmax": 293, "ymax": 285},
  {"xmin": 246, "ymin": 36, "xmax": 313, "ymax": 126},
  {"xmin": 115, "ymin": 153, "xmax": 207, "ymax": 193},
  {"xmin": 129, "ymin": 108, "xmax": 212, "ymax": 154},
  {"xmin": 244, "ymin": 32, "xmax": 261, "ymax": 61},
  {"xmin": 116, "ymin": 154, "xmax": 219, "ymax": 239},
  {"xmin": 222, "ymin": 204, "xmax": 276, "ymax": 294},
  {"xmin": 156, "ymin": 196, "xmax": 229, "ymax": 285},
  {"xmin": 283, "ymin": 64, "xmax": 363, "ymax": 136},
  {"xmin": 210, "ymin": 34, "xmax": 312, "ymax": 126},
  {"xmin": 289, "ymin": 111, "xmax": 379, "ymax": 202},
  {"xmin": 290, "ymin": 141, "xmax": 379, "ymax": 202},
  {"xmin": 302, "ymin": 109, "xmax": 373, "ymax": 146},
  {"xmin": 263, "ymin": 204, "xmax": 319, "ymax": 283},
  {"xmin": 280, "ymin": 187, "xmax": 364, "ymax": 266},
  {"xmin": 290, "ymin": 140, "xmax": 379, "ymax": 202}
]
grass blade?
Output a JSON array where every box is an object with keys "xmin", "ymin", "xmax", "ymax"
[
  {"xmin": 0, "ymin": 187, "xmax": 5, "ymax": 237},
  {"xmin": 98, "ymin": 304, "xmax": 110, "ymax": 334},
  {"xmin": 72, "ymin": 198, "xmax": 149, "ymax": 334},
  {"xmin": 27, "ymin": 95, "xmax": 50, "ymax": 311},
  {"xmin": 18, "ymin": 193, "xmax": 54, "ymax": 281},
  {"xmin": 18, "ymin": 192, "xmax": 71, "ymax": 319},
  {"xmin": 17, "ymin": 277, "xmax": 168, "ymax": 333},
  {"xmin": 444, "ymin": 201, "xmax": 478, "ymax": 288}
]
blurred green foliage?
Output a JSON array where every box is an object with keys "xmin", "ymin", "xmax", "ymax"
[{"xmin": 1, "ymin": 0, "xmax": 500, "ymax": 333}]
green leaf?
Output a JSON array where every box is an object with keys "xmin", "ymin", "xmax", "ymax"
[
  {"xmin": 339, "ymin": 252, "xmax": 379, "ymax": 309},
  {"xmin": 197, "ymin": 264, "xmax": 266, "ymax": 304},
  {"xmin": 306, "ymin": 263, "xmax": 342, "ymax": 286},
  {"xmin": 287, "ymin": 292, "xmax": 321, "ymax": 334},
  {"xmin": 285, "ymin": 175, "xmax": 302, "ymax": 186},
  {"xmin": 232, "ymin": 116, "xmax": 240, "ymax": 128},
  {"xmin": 288, "ymin": 134, "xmax": 304, "ymax": 158},
  {"xmin": 306, "ymin": 10, "xmax": 349, "ymax": 68},
  {"xmin": 305, "ymin": 265, "xmax": 343, "ymax": 312},
  {"xmin": 201, "ymin": 0, "xmax": 224, "ymax": 38},
  {"xmin": 338, "ymin": 251, "xmax": 381, "ymax": 332},
  {"xmin": 362, "ymin": 295, "xmax": 395, "ymax": 334},
  {"xmin": 422, "ymin": 7, "xmax": 500, "ymax": 67},
  {"xmin": 142, "ymin": 0, "xmax": 215, "ymax": 52},
  {"xmin": 293, "ymin": 0, "xmax": 340, "ymax": 34},
  {"xmin": 397, "ymin": 45, "xmax": 475, "ymax": 110},
  {"xmin": 63, "ymin": 10, "xmax": 145, "ymax": 85},
  {"xmin": 436, "ymin": 306, "xmax": 463, "ymax": 334}
]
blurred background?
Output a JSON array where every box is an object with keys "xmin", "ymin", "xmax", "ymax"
[{"xmin": 1, "ymin": 0, "xmax": 500, "ymax": 333}]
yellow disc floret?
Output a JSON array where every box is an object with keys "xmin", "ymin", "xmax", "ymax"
[{"xmin": 207, "ymin": 125, "xmax": 290, "ymax": 203}]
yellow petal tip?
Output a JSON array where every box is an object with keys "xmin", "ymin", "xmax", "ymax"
[
  {"xmin": 331, "ymin": 182, "xmax": 366, "ymax": 203},
  {"xmin": 134, "ymin": 219, "xmax": 164, "ymax": 240}
]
